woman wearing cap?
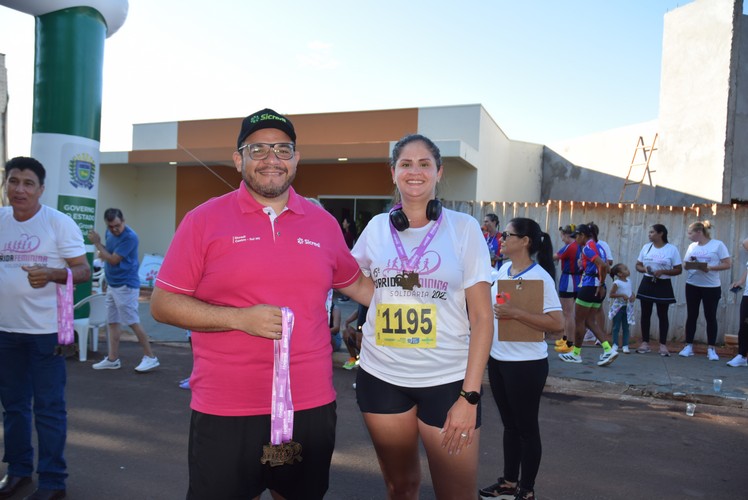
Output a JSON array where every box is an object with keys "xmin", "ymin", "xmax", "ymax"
[
  {"xmin": 553, "ymin": 224, "xmax": 580, "ymax": 351},
  {"xmin": 558, "ymin": 224, "xmax": 618, "ymax": 366},
  {"xmin": 679, "ymin": 220, "xmax": 731, "ymax": 360},
  {"xmin": 634, "ymin": 224, "xmax": 682, "ymax": 356},
  {"xmin": 351, "ymin": 134, "xmax": 494, "ymax": 499},
  {"xmin": 479, "ymin": 218, "xmax": 563, "ymax": 500}
]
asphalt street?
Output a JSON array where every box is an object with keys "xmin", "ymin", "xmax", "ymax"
[{"xmin": 1, "ymin": 295, "xmax": 747, "ymax": 499}]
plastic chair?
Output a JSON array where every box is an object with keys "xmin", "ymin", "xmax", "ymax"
[
  {"xmin": 91, "ymin": 268, "xmax": 106, "ymax": 293},
  {"xmin": 73, "ymin": 293, "xmax": 108, "ymax": 362}
]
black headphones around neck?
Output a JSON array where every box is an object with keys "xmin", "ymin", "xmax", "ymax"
[{"xmin": 389, "ymin": 199, "xmax": 443, "ymax": 232}]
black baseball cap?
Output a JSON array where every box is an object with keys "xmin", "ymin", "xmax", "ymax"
[
  {"xmin": 236, "ymin": 108, "xmax": 296, "ymax": 149},
  {"xmin": 572, "ymin": 224, "xmax": 593, "ymax": 237}
]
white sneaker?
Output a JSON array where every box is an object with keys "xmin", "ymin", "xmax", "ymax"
[
  {"xmin": 622, "ymin": 346, "xmax": 630, "ymax": 354},
  {"xmin": 135, "ymin": 356, "xmax": 160, "ymax": 372},
  {"xmin": 727, "ymin": 354, "xmax": 748, "ymax": 367},
  {"xmin": 92, "ymin": 357, "xmax": 121, "ymax": 370},
  {"xmin": 583, "ymin": 330, "xmax": 596, "ymax": 342},
  {"xmin": 559, "ymin": 352, "xmax": 583, "ymax": 364},
  {"xmin": 678, "ymin": 344, "xmax": 694, "ymax": 357},
  {"xmin": 707, "ymin": 347, "xmax": 719, "ymax": 361},
  {"xmin": 597, "ymin": 349, "xmax": 619, "ymax": 367}
]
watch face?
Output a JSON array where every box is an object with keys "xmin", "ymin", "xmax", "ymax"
[{"xmin": 461, "ymin": 390, "xmax": 480, "ymax": 405}]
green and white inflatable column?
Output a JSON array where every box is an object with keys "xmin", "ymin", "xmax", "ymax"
[{"xmin": 0, "ymin": 0, "xmax": 128, "ymax": 302}]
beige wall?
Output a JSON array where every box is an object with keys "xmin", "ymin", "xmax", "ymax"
[
  {"xmin": 97, "ymin": 164, "xmax": 177, "ymax": 258},
  {"xmin": 658, "ymin": 0, "xmax": 737, "ymax": 203},
  {"xmin": 730, "ymin": 8, "xmax": 748, "ymax": 201}
]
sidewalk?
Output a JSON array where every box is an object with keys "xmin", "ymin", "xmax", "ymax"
[{"xmin": 135, "ymin": 293, "xmax": 748, "ymax": 409}]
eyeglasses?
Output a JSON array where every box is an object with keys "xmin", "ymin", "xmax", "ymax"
[
  {"xmin": 501, "ymin": 231, "xmax": 522, "ymax": 240},
  {"xmin": 238, "ymin": 142, "xmax": 295, "ymax": 160}
]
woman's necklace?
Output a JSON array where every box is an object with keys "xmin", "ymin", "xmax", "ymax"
[{"xmin": 507, "ymin": 261, "xmax": 536, "ymax": 279}]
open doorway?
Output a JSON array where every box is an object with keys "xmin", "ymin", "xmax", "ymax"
[{"xmin": 319, "ymin": 196, "xmax": 392, "ymax": 236}]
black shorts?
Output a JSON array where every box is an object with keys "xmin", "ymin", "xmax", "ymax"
[
  {"xmin": 187, "ymin": 403, "xmax": 336, "ymax": 500},
  {"xmin": 576, "ymin": 286, "xmax": 604, "ymax": 307},
  {"xmin": 355, "ymin": 368, "xmax": 482, "ymax": 428},
  {"xmin": 559, "ymin": 291, "xmax": 577, "ymax": 299}
]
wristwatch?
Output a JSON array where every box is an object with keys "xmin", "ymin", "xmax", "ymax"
[{"xmin": 459, "ymin": 389, "xmax": 481, "ymax": 405}]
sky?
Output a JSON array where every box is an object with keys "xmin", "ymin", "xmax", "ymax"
[{"xmin": 1, "ymin": 0, "xmax": 744, "ymax": 158}]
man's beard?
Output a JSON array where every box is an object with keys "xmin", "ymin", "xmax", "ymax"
[{"xmin": 243, "ymin": 163, "xmax": 296, "ymax": 199}]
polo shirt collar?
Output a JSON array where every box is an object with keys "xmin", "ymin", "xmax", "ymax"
[{"xmin": 236, "ymin": 182, "xmax": 305, "ymax": 215}]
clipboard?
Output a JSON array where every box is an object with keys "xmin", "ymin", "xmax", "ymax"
[
  {"xmin": 497, "ymin": 279, "xmax": 544, "ymax": 342},
  {"xmin": 684, "ymin": 260, "xmax": 708, "ymax": 271}
]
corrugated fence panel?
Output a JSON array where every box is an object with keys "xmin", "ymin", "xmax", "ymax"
[{"xmin": 445, "ymin": 200, "xmax": 748, "ymax": 343}]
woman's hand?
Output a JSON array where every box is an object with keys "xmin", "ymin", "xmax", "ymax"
[
  {"xmin": 440, "ymin": 397, "xmax": 477, "ymax": 456},
  {"xmin": 493, "ymin": 300, "xmax": 520, "ymax": 320}
]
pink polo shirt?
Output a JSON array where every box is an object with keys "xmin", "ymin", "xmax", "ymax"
[{"xmin": 156, "ymin": 185, "xmax": 360, "ymax": 416}]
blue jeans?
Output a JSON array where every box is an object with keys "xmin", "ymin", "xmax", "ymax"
[
  {"xmin": 0, "ymin": 332, "xmax": 67, "ymax": 489},
  {"xmin": 611, "ymin": 308, "xmax": 630, "ymax": 347}
]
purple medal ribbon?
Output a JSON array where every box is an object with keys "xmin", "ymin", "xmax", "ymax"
[
  {"xmin": 389, "ymin": 209, "xmax": 443, "ymax": 271},
  {"xmin": 270, "ymin": 307, "xmax": 295, "ymax": 445},
  {"xmin": 56, "ymin": 269, "xmax": 74, "ymax": 345}
]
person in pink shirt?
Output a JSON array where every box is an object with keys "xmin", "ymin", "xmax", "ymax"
[{"xmin": 151, "ymin": 108, "xmax": 372, "ymax": 500}]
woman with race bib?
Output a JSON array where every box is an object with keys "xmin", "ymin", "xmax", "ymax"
[{"xmin": 351, "ymin": 134, "xmax": 494, "ymax": 499}]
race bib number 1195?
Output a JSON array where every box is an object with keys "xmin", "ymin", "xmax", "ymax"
[{"xmin": 375, "ymin": 303, "xmax": 436, "ymax": 348}]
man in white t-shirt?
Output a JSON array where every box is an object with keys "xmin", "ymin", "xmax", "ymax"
[{"xmin": 0, "ymin": 157, "xmax": 90, "ymax": 500}]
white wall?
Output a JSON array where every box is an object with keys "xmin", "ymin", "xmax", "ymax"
[
  {"xmin": 549, "ymin": 121, "xmax": 659, "ymax": 178},
  {"xmin": 418, "ymin": 104, "xmax": 542, "ymax": 203},
  {"xmin": 418, "ymin": 104, "xmax": 481, "ymax": 150},
  {"xmin": 132, "ymin": 122, "xmax": 178, "ymax": 150},
  {"xmin": 476, "ymin": 107, "xmax": 521, "ymax": 202}
]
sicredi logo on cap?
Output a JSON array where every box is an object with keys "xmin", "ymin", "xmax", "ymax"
[
  {"xmin": 252, "ymin": 113, "xmax": 288, "ymax": 123},
  {"xmin": 238, "ymin": 108, "xmax": 297, "ymax": 148}
]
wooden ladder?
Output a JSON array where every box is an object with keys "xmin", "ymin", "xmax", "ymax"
[{"xmin": 619, "ymin": 133, "xmax": 658, "ymax": 204}]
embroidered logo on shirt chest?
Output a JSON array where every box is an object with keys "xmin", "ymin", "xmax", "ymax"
[
  {"xmin": 232, "ymin": 235, "xmax": 260, "ymax": 244},
  {"xmin": 297, "ymin": 237, "xmax": 320, "ymax": 248}
]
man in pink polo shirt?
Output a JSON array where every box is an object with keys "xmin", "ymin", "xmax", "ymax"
[{"xmin": 151, "ymin": 108, "xmax": 372, "ymax": 500}]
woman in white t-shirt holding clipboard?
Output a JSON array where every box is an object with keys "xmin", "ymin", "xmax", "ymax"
[
  {"xmin": 479, "ymin": 218, "xmax": 563, "ymax": 500},
  {"xmin": 679, "ymin": 220, "xmax": 732, "ymax": 360}
]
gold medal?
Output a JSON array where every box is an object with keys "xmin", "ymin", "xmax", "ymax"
[{"xmin": 260, "ymin": 441, "xmax": 303, "ymax": 467}]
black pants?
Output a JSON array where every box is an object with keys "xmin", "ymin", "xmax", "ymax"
[
  {"xmin": 739, "ymin": 296, "xmax": 748, "ymax": 356},
  {"xmin": 487, "ymin": 357, "xmax": 548, "ymax": 492},
  {"xmin": 685, "ymin": 284, "xmax": 722, "ymax": 345},
  {"xmin": 640, "ymin": 301, "xmax": 671, "ymax": 344}
]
